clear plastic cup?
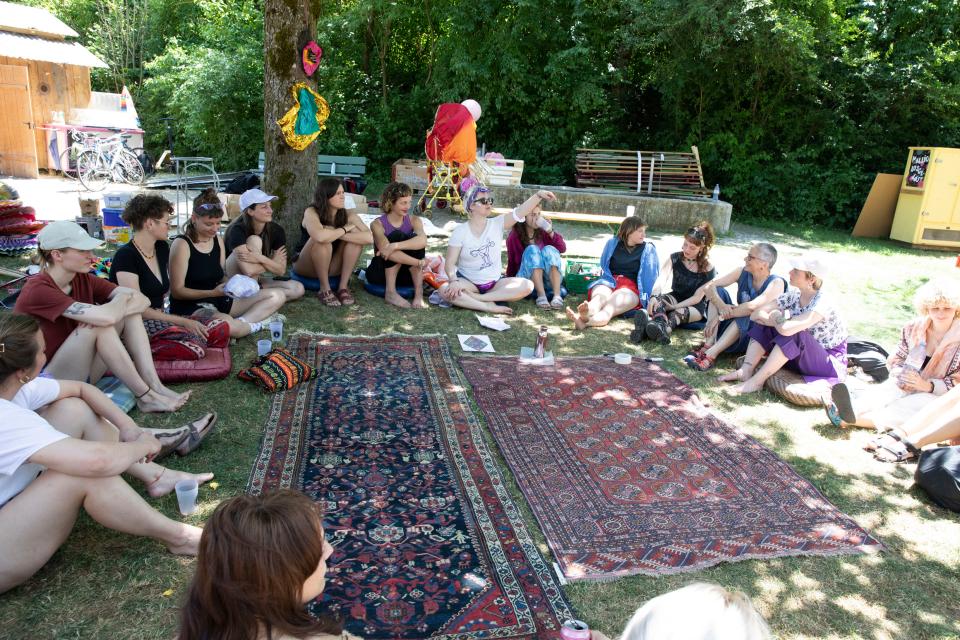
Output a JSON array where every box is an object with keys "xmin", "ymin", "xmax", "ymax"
[
  {"xmin": 269, "ymin": 320, "xmax": 283, "ymax": 342},
  {"xmin": 257, "ymin": 339, "xmax": 272, "ymax": 357},
  {"xmin": 175, "ymin": 479, "xmax": 198, "ymax": 516}
]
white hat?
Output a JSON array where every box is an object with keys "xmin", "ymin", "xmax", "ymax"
[
  {"xmin": 461, "ymin": 99, "xmax": 481, "ymax": 121},
  {"xmin": 789, "ymin": 255, "xmax": 829, "ymax": 279},
  {"xmin": 239, "ymin": 188, "xmax": 277, "ymax": 211},
  {"xmin": 38, "ymin": 220, "xmax": 103, "ymax": 250}
]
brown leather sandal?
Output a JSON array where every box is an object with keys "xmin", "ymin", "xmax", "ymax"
[
  {"xmin": 318, "ymin": 289, "xmax": 341, "ymax": 306},
  {"xmin": 337, "ymin": 289, "xmax": 356, "ymax": 306}
]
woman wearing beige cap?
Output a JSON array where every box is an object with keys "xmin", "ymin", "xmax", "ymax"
[
  {"xmin": 720, "ymin": 255, "xmax": 848, "ymax": 395},
  {"xmin": 14, "ymin": 221, "xmax": 189, "ymax": 413}
]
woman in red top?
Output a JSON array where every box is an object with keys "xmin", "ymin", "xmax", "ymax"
[
  {"xmin": 505, "ymin": 203, "xmax": 566, "ymax": 309},
  {"xmin": 14, "ymin": 221, "xmax": 189, "ymax": 413}
]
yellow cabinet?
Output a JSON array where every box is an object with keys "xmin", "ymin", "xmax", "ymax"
[{"xmin": 890, "ymin": 147, "xmax": 960, "ymax": 247}]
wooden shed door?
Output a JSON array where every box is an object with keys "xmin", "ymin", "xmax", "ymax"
[{"xmin": 0, "ymin": 64, "xmax": 39, "ymax": 178}]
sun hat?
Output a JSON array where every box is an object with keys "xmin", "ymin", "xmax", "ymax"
[
  {"xmin": 37, "ymin": 220, "xmax": 103, "ymax": 251},
  {"xmin": 239, "ymin": 188, "xmax": 278, "ymax": 211},
  {"xmin": 789, "ymin": 255, "xmax": 829, "ymax": 279}
]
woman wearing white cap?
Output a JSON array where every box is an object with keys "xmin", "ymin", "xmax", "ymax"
[
  {"xmin": 720, "ymin": 255, "xmax": 847, "ymax": 395},
  {"xmin": 224, "ymin": 188, "xmax": 305, "ymax": 302},
  {"xmin": 439, "ymin": 184, "xmax": 546, "ymax": 314},
  {"xmin": 14, "ymin": 221, "xmax": 189, "ymax": 413}
]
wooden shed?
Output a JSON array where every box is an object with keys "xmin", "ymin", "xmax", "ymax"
[{"xmin": 0, "ymin": 1, "xmax": 107, "ymax": 178}]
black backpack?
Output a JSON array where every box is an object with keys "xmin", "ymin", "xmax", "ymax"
[
  {"xmin": 224, "ymin": 172, "xmax": 261, "ymax": 194},
  {"xmin": 916, "ymin": 447, "xmax": 960, "ymax": 513},
  {"xmin": 847, "ymin": 337, "xmax": 890, "ymax": 382}
]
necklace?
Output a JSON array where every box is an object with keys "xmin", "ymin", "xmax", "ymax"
[{"xmin": 133, "ymin": 240, "xmax": 155, "ymax": 259}]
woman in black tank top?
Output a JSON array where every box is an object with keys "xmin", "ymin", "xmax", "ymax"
[{"xmin": 168, "ymin": 189, "xmax": 285, "ymax": 338}]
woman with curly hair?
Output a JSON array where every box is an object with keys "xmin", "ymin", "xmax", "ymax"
[
  {"xmin": 178, "ymin": 490, "xmax": 358, "ymax": 640},
  {"xmin": 827, "ymin": 280, "xmax": 960, "ymax": 439},
  {"xmin": 632, "ymin": 221, "xmax": 716, "ymax": 344},
  {"xmin": 364, "ymin": 182, "xmax": 428, "ymax": 309}
]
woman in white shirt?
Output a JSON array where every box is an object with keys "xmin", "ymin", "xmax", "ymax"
[
  {"xmin": 0, "ymin": 313, "xmax": 203, "ymax": 594},
  {"xmin": 440, "ymin": 185, "xmax": 555, "ymax": 314}
]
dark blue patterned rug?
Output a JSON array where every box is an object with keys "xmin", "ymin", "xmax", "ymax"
[{"xmin": 248, "ymin": 333, "xmax": 573, "ymax": 638}]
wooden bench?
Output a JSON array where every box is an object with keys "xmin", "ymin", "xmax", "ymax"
[
  {"xmin": 575, "ymin": 147, "xmax": 710, "ymax": 198},
  {"xmin": 257, "ymin": 152, "xmax": 367, "ymax": 178}
]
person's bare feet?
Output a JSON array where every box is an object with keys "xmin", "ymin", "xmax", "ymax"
[
  {"xmin": 718, "ymin": 369, "xmax": 745, "ymax": 383},
  {"xmin": 166, "ymin": 524, "xmax": 203, "ymax": 556},
  {"xmin": 565, "ymin": 306, "xmax": 587, "ymax": 330},
  {"xmin": 147, "ymin": 469, "xmax": 214, "ymax": 498},
  {"xmin": 411, "ymin": 297, "xmax": 429, "ymax": 309},
  {"xmin": 137, "ymin": 390, "xmax": 183, "ymax": 413},
  {"xmin": 384, "ymin": 291, "xmax": 411, "ymax": 308},
  {"xmin": 489, "ymin": 304, "xmax": 514, "ymax": 315},
  {"xmin": 576, "ymin": 301, "xmax": 590, "ymax": 322},
  {"xmin": 729, "ymin": 378, "xmax": 764, "ymax": 395}
]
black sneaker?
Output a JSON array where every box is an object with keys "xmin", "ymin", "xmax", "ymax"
[{"xmin": 645, "ymin": 319, "xmax": 671, "ymax": 344}]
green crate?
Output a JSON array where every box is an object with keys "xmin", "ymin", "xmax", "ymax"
[{"xmin": 563, "ymin": 258, "xmax": 602, "ymax": 294}]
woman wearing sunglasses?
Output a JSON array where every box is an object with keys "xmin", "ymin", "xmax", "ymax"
[
  {"xmin": 632, "ymin": 222, "xmax": 716, "ymax": 344},
  {"xmin": 440, "ymin": 186, "xmax": 552, "ymax": 314},
  {"xmin": 169, "ymin": 189, "xmax": 285, "ymax": 337}
]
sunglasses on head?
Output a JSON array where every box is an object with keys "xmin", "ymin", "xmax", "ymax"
[
  {"xmin": 686, "ymin": 227, "xmax": 707, "ymax": 241},
  {"xmin": 196, "ymin": 203, "xmax": 223, "ymax": 212},
  {"xmin": 473, "ymin": 197, "xmax": 494, "ymax": 206}
]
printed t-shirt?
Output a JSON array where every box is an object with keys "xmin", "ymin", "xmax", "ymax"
[
  {"xmin": 14, "ymin": 272, "xmax": 117, "ymax": 361},
  {"xmin": 0, "ymin": 377, "xmax": 67, "ymax": 506},
  {"xmin": 109, "ymin": 241, "xmax": 170, "ymax": 310},
  {"xmin": 224, "ymin": 221, "xmax": 287, "ymax": 258},
  {"xmin": 448, "ymin": 214, "xmax": 506, "ymax": 284}
]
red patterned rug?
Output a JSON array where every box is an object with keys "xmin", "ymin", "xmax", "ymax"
[
  {"xmin": 248, "ymin": 334, "xmax": 574, "ymax": 638},
  {"xmin": 460, "ymin": 356, "xmax": 883, "ymax": 581}
]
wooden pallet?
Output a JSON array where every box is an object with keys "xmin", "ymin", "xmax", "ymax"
[
  {"xmin": 575, "ymin": 147, "xmax": 709, "ymax": 197},
  {"xmin": 471, "ymin": 157, "xmax": 524, "ymax": 186}
]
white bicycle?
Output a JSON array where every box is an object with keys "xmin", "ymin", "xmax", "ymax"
[{"xmin": 76, "ymin": 134, "xmax": 145, "ymax": 191}]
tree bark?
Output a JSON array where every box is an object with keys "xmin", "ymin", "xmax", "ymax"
[{"xmin": 263, "ymin": 0, "xmax": 322, "ymax": 253}]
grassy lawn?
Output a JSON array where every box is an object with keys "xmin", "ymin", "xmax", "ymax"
[{"xmin": 0, "ymin": 212, "xmax": 958, "ymax": 640}]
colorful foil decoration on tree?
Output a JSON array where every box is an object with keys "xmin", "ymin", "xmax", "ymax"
[
  {"xmin": 277, "ymin": 82, "xmax": 330, "ymax": 151},
  {"xmin": 302, "ymin": 41, "xmax": 323, "ymax": 77}
]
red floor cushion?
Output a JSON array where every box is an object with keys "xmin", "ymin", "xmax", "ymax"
[{"xmin": 155, "ymin": 346, "xmax": 232, "ymax": 383}]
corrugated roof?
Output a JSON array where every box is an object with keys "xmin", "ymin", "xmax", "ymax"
[
  {"xmin": 0, "ymin": 1, "xmax": 77, "ymax": 39},
  {"xmin": 0, "ymin": 31, "xmax": 107, "ymax": 68}
]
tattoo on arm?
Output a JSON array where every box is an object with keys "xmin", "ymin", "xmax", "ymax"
[{"xmin": 65, "ymin": 302, "xmax": 89, "ymax": 316}]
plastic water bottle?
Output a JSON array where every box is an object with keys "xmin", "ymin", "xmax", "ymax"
[
  {"xmin": 712, "ymin": 184, "xmax": 720, "ymax": 201},
  {"xmin": 904, "ymin": 341, "xmax": 926, "ymax": 372}
]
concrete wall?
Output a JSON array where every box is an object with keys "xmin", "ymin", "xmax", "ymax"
[{"xmin": 490, "ymin": 184, "xmax": 733, "ymax": 233}]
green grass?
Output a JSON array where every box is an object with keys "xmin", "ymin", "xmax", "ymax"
[{"xmin": 1, "ymin": 218, "xmax": 958, "ymax": 639}]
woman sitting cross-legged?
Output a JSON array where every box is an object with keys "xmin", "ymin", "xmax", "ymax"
[
  {"xmin": 505, "ymin": 199, "xmax": 566, "ymax": 309},
  {"xmin": 864, "ymin": 383, "xmax": 960, "ymax": 463},
  {"xmin": 438, "ymin": 185, "xmax": 546, "ymax": 315},
  {"xmin": 109, "ymin": 194, "xmax": 231, "ymax": 360},
  {"xmin": 14, "ymin": 221, "xmax": 188, "ymax": 413},
  {"xmin": 292, "ymin": 178, "xmax": 373, "ymax": 307},
  {"xmin": 633, "ymin": 222, "xmax": 716, "ymax": 344},
  {"xmin": 0, "ymin": 314, "xmax": 203, "ymax": 594},
  {"xmin": 364, "ymin": 181, "xmax": 428, "ymax": 309},
  {"xmin": 565, "ymin": 216, "xmax": 659, "ymax": 331},
  {"xmin": 720, "ymin": 255, "xmax": 848, "ymax": 395},
  {"xmin": 178, "ymin": 490, "xmax": 359, "ymax": 640},
  {"xmin": 685, "ymin": 242, "xmax": 786, "ymax": 371},
  {"xmin": 170, "ymin": 192, "xmax": 285, "ymax": 337},
  {"xmin": 224, "ymin": 188, "xmax": 305, "ymax": 303},
  {"xmin": 825, "ymin": 280, "xmax": 960, "ymax": 433}
]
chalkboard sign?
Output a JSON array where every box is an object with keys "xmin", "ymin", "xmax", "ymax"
[{"xmin": 906, "ymin": 148, "xmax": 931, "ymax": 189}]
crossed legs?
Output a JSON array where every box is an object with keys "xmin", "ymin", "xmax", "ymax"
[
  {"xmin": 444, "ymin": 277, "xmax": 534, "ymax": 315},
  {"xmin": 565, "ymin": 285, "xmax": 639, "ymax": 330}
]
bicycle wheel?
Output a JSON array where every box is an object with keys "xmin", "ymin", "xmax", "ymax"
[
  {"xmin": 118, "ymin": 149, "xmax": 145, "ymax": 185},
  {"xmin": 57, "ymin": 147, "xmax": 80, "ymax": 180},
  {"xmin": 77, "ymin": 150, "xmax": 108, "ymax": 192},
  {"xmin": 129, "ymin": 147, "xmax": 156, "ymax": 178}
]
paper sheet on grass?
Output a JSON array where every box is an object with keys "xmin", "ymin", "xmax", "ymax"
[
  {"xmin": 458, "ymin": 334, "xmax": 495, "ymax": 352},
  {"xmin": 476, "ymin": 314, "xmax": 510, "ymax": 331}
]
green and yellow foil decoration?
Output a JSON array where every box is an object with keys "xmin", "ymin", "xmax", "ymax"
[{"xmin": 277, "ymin": 82, "xmax": 330, "ymax": 150}]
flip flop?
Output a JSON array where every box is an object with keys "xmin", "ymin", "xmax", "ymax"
[
  {"xmin": 175, "ymin": 412, "xmax": 218, "ymax": 457},
  {"xmin": 823, "ymin": 402, "xmax": 844, "ymax": 428},
  {"xmin": 151, "ymin": 427, "xmax": 191, "ymax": 463},
  {"xmin": 830, "ymin": 383, "xmax": 856, "ymax": 424},
  {"xmin": 536, "ymin": 296, "xmax": 550, "ymax": 309}
]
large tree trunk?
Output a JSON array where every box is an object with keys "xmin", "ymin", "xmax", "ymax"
[{"xmin": 263, "ymin": 0, "xmax": 322, "ymax": 253}]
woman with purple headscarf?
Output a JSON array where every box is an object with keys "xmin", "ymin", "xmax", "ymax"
[{"xmin": 439, "ymin": 185, "xmax": 555, "ymax": 314}]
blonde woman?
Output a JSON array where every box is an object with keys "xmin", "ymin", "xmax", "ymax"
[{"xmin": 827, "ymin": 280, "xmax": 960, "ymax": 436}]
